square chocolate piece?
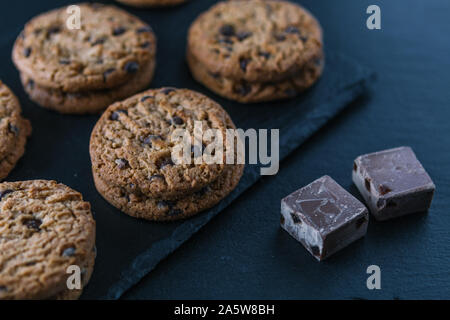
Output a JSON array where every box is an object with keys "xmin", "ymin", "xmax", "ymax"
[
  {"xmin": 352, "ymin": 146, "xmax": 435, "ymax": 221},
  {"xmin": 281, "ymin": 175, "xmax": 369, "ymax": 261}
]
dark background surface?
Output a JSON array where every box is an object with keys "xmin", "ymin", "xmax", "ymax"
[{"xmin": 1, "ymin": 0, "xmax": 449, "ymax": 300}]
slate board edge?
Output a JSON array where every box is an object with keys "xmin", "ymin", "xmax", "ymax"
[{"xmin": 102, "ymin": 66, "xmax": 373, "ymax": 300}]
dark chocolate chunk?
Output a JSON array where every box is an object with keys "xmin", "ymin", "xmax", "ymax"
[
  {"xmin": 0, "ymin": 189, "xmax": 13, "ymax": 200},
  {"xmin": 23, "ymin": 218, "xmax": 42, "ymax": 231},
  {"xmin": 0, "ymin": 286, "xmax": 7, "ymax": 292},
  {"xmin": 171, "ymin": 116, "xmax": 184, "ymax": 125},
  {"xmin": 91, "ymin": 38, "xmax": 105, "ymax": 46},
  {"xmin": 352, "ymin": 146, "xmax": 435, "ymax": 221},
  {"xmin": 103, "ymin": 68, "xmax": 115, "ymax": 82},
  {"xmin": 149, "ymin": 174, "xmax": 164, "ymax": 181},
  {"xmin": 140, "ymin": 95, "xmax": 154, "ymax": 102},
  {"xmin": 239, "ymin": 58, "xmax": 249, "ymax": 72},
  {"xmin": 258, "ymin": 51, "xmax": 271, "ymax": 59},
  {"xmin": 299, "ymin": 35, "xmax": 309, "ymax": 42},
  {"xmin": 161, "ymin": 87, "xmax": 175, "ymax": 95},
  {"xmin": 235, "ymin": 83, "xmax": 251, "ymax": 96},
  {"xmin": 285, "ymin": 26, "xmax": 300, "ymax": 34},
  {"xmin": 62, "ymin": 247, "xmax": 76, "ymax": 257},
  {"xmin": 8, "ymin": 123, "xmax": 19, "ymax": 136},
  {"xmin": 47, "ymin": 26, "xmax": 61, "ymax": 35},
  {"xmin": 219, "ymin": 24, "xmax": 235, "ymax": 37},
  {"xmin": 218, "ymin": 38, "xmax": 233, "ymax": 45},
  {"xmin": 274, "ymin": 33, "xmax": 286, "ymax": 41},
  {"xmin": 110, "ymin": 109, "xmax": 127, "ymax": 120},
  {"xmin": 159, "ymin": 158, "xmax": 174, "ymax": 169},
  {"xmin": 124, "ymin": 61, "xmax": 139, "ymax": 74},
  {"xmin": 59, "ymin": 58, "xmax": 70, "ymax": 65},
  {"xmin": 236, "ymin": 31, "xmax": 252, "ymax": 41},
  {"xmin": 140, "ymin": 41, "xmax": 151, "ymax": 49},
  {"xmin": 143, "ymin": 134, "xmax": 161, "ymax": 145},
  {"xmin": 281, "ymin": 175, "xmax": 369, "ymax": 261},
  {"xmin": 27, "ymin": 79, "xmax": 34, "ymax": 89},
  {"xmin": 112, "ymin": 26, "xmax": 126, "ymax": 36},
  {"xmin": 115, "ymin": 158, "xmax": 129, "ymax": 169},
  {"xmin": 23, "ymin": 47, "xmax": 32, "ymax": 58}
]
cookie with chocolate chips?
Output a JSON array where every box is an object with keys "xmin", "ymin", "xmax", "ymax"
[
  {"xmin": 19, "ymin": 58, "xmax": 155, "ymax": 114},
  {"xmin": 90, "ymin": 88, "xmax": 237, "ymax": 200},
  {"xmin": 0, "ymin": 180, "xmax": 96, "ymax": 300},
  {"xmin": 12, "ymin": 3, "xmax": 156, "ymax": 114},
  {"xmin": 116, "ymin": 0, "xmax": 187, "ymax": 7},
  {"xmin": 93, "ymin": 161, "xmax": 244, "ymax": 221},
  {"xmin": 187, "ymin": 0, "xmax": 324, "ymax": 103},
  {"xmin": 0, "ymin": 81, "xmax": 32, "ymax": 180},
  {"xmin": 187, "ymin": 47, "xmax": 324, "ymax": 103}
]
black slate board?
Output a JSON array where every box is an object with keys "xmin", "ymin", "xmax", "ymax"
[{"xmin": 0, "ymin": 0, "xmax": 372, "ymax": 299}]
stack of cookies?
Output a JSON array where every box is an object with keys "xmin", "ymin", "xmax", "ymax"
[
  {"xmin": 187, "ymin": 0, "xmax": 324, "ymax": 103},
  {"xmin": 0, "ymin": 81, "xmax": 31, "ymax": 180},
  {"xmin": 0, "ymin": 180, "xmax": 96, "ymax": 300},
  {"xmin": 12, "ymin": 3, "xmax": 156, "ymax": 114},
  {"xmin": 90, "ymin": 88, "xmax": 244, "ymax": 221}
]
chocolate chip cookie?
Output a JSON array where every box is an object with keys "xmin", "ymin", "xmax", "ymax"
[
  {"xmin": 187, "ymin": 0, "xmax": 324, "ymax": 103},
  {"xmin": 0, "ymin": 81, "xmax": 32, "ymax": 180},
  {"xmin": 90, "ymin": 88, "xmax": 236, "ymax": 200},
  {"xmin": 93, "ymin": 163, "xmax": 244, "ymax": 221},
  {"xmin": 12, "ymin": 3, "xmax": 156, "ymax": 114},
  {"xmin": 116, "ymin": 0, "xmax": 187, "ymax": 7},
  {"xmin": 20, "ymin": 58, "xmax": 155, "ymax": 114},
  {"xmin": 0, "ymin": 180, "xmax": 96, "ymax": 300},
  {"xmin": 187, "ymin": 47, "xmax": 324, "ymax": 103}
]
